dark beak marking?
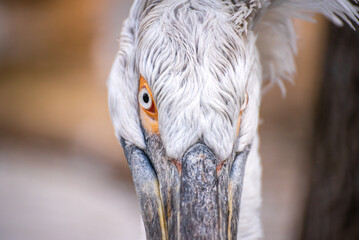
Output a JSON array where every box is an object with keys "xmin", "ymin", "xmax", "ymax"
[
  {"xmin": 171, "ymin": 158, "xmax": 182, "ymax": 174},
  {"xmin": 216, "ymin": 159, "xmax": 227, "ymax": 173}
]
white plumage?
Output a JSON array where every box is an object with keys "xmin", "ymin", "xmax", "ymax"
[{"xmin": 108, "ymin": 0, "xmax": 358, "ymax": 239}]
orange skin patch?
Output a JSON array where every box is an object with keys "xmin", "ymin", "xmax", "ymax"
[
  {"xmin": 139, "ymin": 76, "xmax": 159, "ymax": 134},
  {"xmin": 236, "ymin": 92, "xmax": 248, "ymax": 136},
  {"xmin": 236, "ymin": 111, "xmax": 242, "ymax": 137}
]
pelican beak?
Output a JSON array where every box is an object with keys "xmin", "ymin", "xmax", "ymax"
[
  {"xmin": 121, "ymin": 137, "xmax": 250, "ymax": 239},
  {"xmin": 180, "ymin": 143, "xmax": 223, "ymax": 239}
]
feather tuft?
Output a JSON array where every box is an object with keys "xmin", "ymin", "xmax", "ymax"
[{"xmin": 254, "ymin": 0, "xmax": 359, "ymax": 92}]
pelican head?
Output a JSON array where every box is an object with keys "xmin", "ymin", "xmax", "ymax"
[{"xmin": 108, "ymin": 0, "xmax": 358, "ymax": 239}]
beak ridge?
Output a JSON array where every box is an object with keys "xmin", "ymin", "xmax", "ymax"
[{"xmin": 180, "ymin": 143, "xmax": 220, "ymax": 239}]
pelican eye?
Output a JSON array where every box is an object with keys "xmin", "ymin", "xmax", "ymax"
[
  {"xmin": 138, "ymin": 76, "xmax": 159, "ymax": 134},
  {"xmin": 139, "ymin": 88, "xmax": 152, "ymax": 110}
]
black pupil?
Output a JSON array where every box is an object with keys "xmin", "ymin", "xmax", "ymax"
[{"xmin": 143, "ymin": 93, "xmax": 149, "ymax": 104}]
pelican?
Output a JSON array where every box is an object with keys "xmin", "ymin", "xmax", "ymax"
[{"xmin": 108, "ymin": 0, "xmax": 358, "ymax": 239}]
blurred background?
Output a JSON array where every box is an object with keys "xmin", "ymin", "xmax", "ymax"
[{"xmin": 0, "ymin": 1, "xmax": 331, "ymax": 239}]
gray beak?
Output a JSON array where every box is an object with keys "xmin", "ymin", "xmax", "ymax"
[{"xmin": 121, "ymin": 138, "xmax": 250, "ymax": 240}]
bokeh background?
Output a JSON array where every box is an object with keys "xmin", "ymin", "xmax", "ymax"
[{"xmin": 0, "ymin": 1, "xmax": 330, "ymax": 239}]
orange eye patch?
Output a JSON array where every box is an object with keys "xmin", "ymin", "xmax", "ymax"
[
  {"xmin": 139, "ymin": 76, "xmax": 159, "ymax": 134},
  {"xmin": 236, "ymin": 92, "xmax": 248, "ymax": 136}
]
